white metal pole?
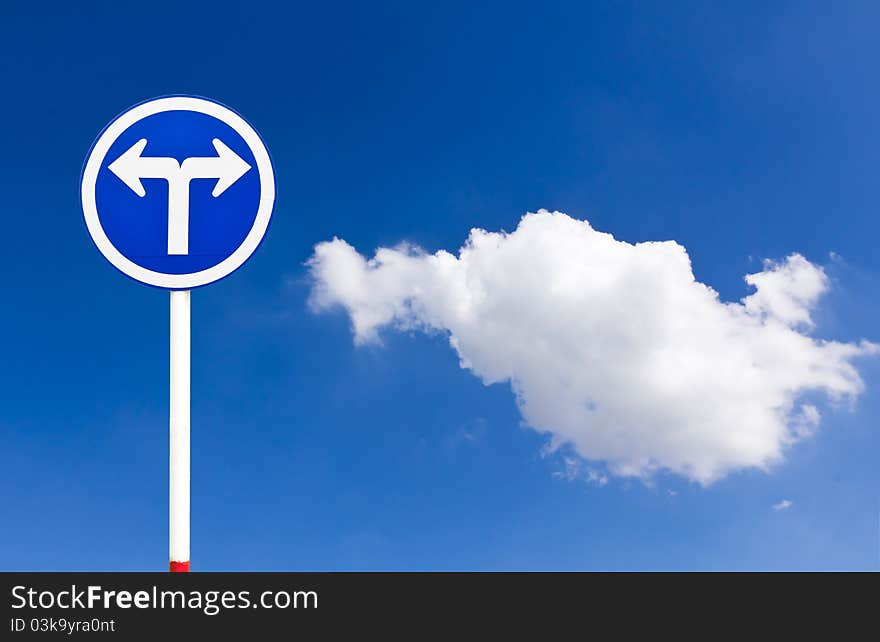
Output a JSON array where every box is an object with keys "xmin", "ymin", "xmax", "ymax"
[{"xmin": 169, "ymin": 290, "xmax": 191, "ymax": 572}]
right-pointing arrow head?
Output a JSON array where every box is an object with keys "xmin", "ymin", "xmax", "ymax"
[{"xmin": 209, "ymin": 138, "xmax": 251, "ymax": 197}]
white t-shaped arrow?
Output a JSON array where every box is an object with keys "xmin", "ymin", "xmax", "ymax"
[{"xmin": 108, "ymin": 138, "xmax": 252, "ymax": 255}]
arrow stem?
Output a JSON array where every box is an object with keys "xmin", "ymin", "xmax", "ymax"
[{"xmin": 167, "ymin": 176, "xmax": 192, "ymax": 255}]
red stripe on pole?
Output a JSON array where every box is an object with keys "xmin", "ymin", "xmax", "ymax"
[{"xmin": 170, "ymin": 561, "xmax": 190, "ymax": 572}]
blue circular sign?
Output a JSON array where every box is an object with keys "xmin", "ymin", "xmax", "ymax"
[{"xmin": 81, "ymin": 96, "xmax": 275, "ymax": 289}]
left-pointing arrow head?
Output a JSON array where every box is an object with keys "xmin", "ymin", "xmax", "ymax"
[{"xmin": 108, "ymin": 138, "xmax": 150, "ymax": 196}]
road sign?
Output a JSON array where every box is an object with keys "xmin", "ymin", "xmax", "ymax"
[
  {"xmin": 81, "ymin": 96, "xmax": 275, "ymax": 572},
  {"xmin": 81, "ymin": 95, "xmax": 275, "ymax": 289}
]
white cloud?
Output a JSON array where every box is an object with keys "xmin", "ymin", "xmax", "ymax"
[
  {"xmin": 743, "ymin": 255, "xmax": 828, "ymax": 328},
  {"xmin": 586, "ymin": 468, "xmax": 609, "ymax": 487},
  {"xmin": 552, "ymin": 457, "xmax": 582, "ymax": 481},
  {"xmin": 307, "ymin": 210, "xmax": 878, "ymax": 484},
  {"xmin": 772, "ymin": 499, "xmax": 793, "ymax": 511},
  {"xmin": 550, "ymin": 456, "xmax": 608, "ymax": 486}
]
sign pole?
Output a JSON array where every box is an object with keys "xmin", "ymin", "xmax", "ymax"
[{"xmin": 169, "ymin": 289, "xmax": 191, "ymax": 572}]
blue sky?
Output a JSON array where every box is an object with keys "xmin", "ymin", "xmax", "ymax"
[{"xmin": 2, "ymin": 1, "xmax": 880, "ymax": 570}]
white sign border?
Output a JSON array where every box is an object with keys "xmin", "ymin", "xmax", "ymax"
[{"xmin": 81, "ymin": 96, "xmax": 275, "ymax": 289}]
